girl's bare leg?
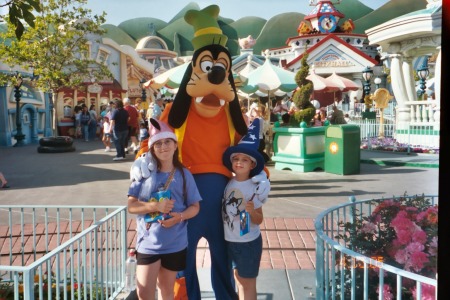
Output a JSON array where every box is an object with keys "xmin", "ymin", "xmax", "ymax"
[
  {"xmin": 135, "ymin": 261, "xmax": 160, "ymax": 300},
  {"xmin": 156, "ymin": 267, "xmax": 177, "ymax": 300}
]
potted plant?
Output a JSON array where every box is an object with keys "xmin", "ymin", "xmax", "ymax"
[
  {"xmin": 290, "ymin": 51, "xmax": 316, "ymax": 127},
  {"xmin": 272, "ymin": 51, "xmax": 326, "ymax": 172}
]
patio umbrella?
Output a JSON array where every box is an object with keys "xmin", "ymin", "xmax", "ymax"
[
  {"xmin": 233, "ymin": 72, "xmax": 247, "ymax": 89},
  {"xmin": 143, "ymin": 62, "xmax": 190, "ymax": 90},
  {"xmin": 326, "ymin": 72, "xmax": 360, "ymax": 92},
  {"xmin": 306, "ymin": 71, "xmax": 340, "ymax": 107},
  {"xmin": 160, "ymin": 86, "xmax": 179, "ymax": 96},
  {"xmin": 238, "ymin": 59, "xmax": 257, "ymax": 79},
  {"xmin": 239, "ymin": 58, "xmax": 297, "ymax": 95},
  {"xmin": 306, "ymin": 71, "xmax": 340, "ymax": 92}
]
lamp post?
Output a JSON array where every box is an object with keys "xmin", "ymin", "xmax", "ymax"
[
  {"xmin": 362, "ymin": 66, "xmax": 373, "ymax": 97},
  {"xmin": 13, "ymin": 72, "xmax": 26, "ymax": 147},
  {"xmin": 417, "ymin": 62, "xmax": 429, "ymax": 99},
  {"xmin": 374, "ymin": 77, "xmax": 382, "ymax": 90},
  {"xmin": 361, "ymin": 66, "xmax": 375, "ymax": 119},
  {"xmin": 139, "ymin": 78, "xmax": 147, "ymax": 102}
]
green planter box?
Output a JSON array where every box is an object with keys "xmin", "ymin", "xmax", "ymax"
[{"xmin": 272, "ymin": 126, "xmax": 325, "ymax": 172}]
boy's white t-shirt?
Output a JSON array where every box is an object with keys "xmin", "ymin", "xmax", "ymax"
[{"xmin": 222, "ymin": 178, "xmax": 264, "ymax": 242}]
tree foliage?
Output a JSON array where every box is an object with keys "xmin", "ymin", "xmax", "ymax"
[
  {"xmin": 0, "ymin": 0, "xmax": 112, "ymax": 134},
  {"xmin": 291, "ymin": 51, "xmax": 315, "ymax": 126},
  {"xmin": 0, "ymin": 0, "xmax": 41, "ymax": 39}
]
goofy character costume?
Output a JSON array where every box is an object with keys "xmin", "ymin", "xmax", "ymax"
[{"xmin": 131, "ymin": 5, "xmax": 270, "ymax": 299}]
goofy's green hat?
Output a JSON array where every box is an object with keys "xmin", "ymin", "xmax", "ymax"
[{"xmin": 185, "ymin": 4, "xmax": 228, "ymax": 50}]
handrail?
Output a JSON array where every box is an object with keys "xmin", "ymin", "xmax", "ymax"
[
  {"xmin": 314, "ymin": 195, "xmax": 438, "ymax": 300},
  {"xmin": 0, "ymin": 205, "xmax": 128, "ymax": 300}
]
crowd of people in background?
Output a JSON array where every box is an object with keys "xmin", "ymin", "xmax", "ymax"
[
  {"xmin": 69, "ymin": 92, "xmax": 170, "ymax": 161},
  {"xmin": 66, "ymin": 92, "xmax": 349, "ymax": 163}
]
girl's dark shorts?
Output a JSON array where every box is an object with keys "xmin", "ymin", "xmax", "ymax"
[{"xmin": 136, "ymin": 248, "xmax": 187, "ymax": 271}]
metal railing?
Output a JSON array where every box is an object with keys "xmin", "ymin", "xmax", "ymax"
[
  {"xmin": 314, "ymin": 195, "xmax": 438, "ymax": 300},
  {"xmin": 0, "ymin": 205, "xmax": 128, "ymax": 300},
  {"xmin": 348, "ymin": 119, "xmax": 440, "ymax": 152}
]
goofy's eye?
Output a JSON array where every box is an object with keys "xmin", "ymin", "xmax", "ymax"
[
  {"xmin": 214, "ymin": 62, "xmax": 226, "ymax": 70},
  {"xmin": 200, "ymin": 61, "xmax": 213, "ymax": 73}
]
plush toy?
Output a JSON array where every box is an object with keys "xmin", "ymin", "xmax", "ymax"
[{"xmin": 131, "ymin": 5, "xmax": 270, "ymax": 300}]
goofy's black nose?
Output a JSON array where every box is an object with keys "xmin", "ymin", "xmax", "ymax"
[{"xmin": 208, "ymin": 66, "xmax": 226, "ymax": 85}]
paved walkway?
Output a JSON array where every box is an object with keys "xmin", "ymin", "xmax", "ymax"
[{"xmin": 0, "ymin": 139, "xmax": 439, "ymax": 299}]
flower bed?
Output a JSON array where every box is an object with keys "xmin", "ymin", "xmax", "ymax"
[
  {"xmin": 335, "ymin": 194, "xmax": 438, "ymax": 299},
  {"xmin": 360, "ymin": 137, "xmax": 439, "ymax": 154},
  {"xmin": 0, "ymin": 272, "xmax": 108, "ymax": 300}
]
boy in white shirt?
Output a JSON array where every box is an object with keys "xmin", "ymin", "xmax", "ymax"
[{"xmin": 221, "ymin": 118, "xmax": 269, "ymax": 300}]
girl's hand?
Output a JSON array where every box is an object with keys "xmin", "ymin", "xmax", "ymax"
[
  {"xmin": 157, "ymin": 199, "xmax": 175, "ymax": 213},
  {"xmin": 158, "ymin": 212, "xmax": 181, "ymax": 228},
  {"xmin": 158, "ymin": 218, "xmax": 176, "ymax": 228}
]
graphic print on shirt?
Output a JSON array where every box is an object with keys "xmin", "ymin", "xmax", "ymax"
[{"xmin": 222, "ymin": 189, "xmax": 244, "ymax": 231}]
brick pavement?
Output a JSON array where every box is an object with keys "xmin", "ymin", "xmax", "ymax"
[
  {"xmin": 125, "ymin": 217, "xmax": 316, "ymax": 270},
  {"xmin": 1, "ymin": 217, "xmax": 316, "ymax": 270}
]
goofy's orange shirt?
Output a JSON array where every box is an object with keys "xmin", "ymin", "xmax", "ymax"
[{"xmin": 161, "ymin": 102, "xmax": 241, "ymax": 178}]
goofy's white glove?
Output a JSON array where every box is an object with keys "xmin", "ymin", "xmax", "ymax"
[
  {"xmin": 251, "ymin": 170, "xmax": 270, "ymax": 204},
  {"xmin": 129, "ymin": 152, "xmax": 155, "ymax": 182}
]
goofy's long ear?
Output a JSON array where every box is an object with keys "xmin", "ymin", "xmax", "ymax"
[
  {"xmin": 228, "ymin": 72, "xmax": 248, "ymax": 136},
  {"xmin": 168, "ymin": 63, "xmax": 193, "ymax": 129}
]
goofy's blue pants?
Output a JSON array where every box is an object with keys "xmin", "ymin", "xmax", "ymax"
[{"xmin": 184, "ymin": 173, "xmax": 238, "ymax": 300}]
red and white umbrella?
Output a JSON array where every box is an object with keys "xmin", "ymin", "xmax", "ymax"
[
  {"xmin": 306, "ymin": 71, "xmax": 340, "ymax": 107},
  {"xmin": 306, "ymin": 71, "xmax": 340, "ymax": 92},
  {"xmin": 326, "ymin": 72, "xmax": 360, "ymax": 92}
]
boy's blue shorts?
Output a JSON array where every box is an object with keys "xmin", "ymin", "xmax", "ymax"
[{"xmin": 227, "ymin": 234, "xmax": 262, "ymax": 278}]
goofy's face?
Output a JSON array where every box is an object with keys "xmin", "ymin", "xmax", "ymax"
[{"xmin": 187, "ymin": 47, "xmax": 236, "ymax": 118}]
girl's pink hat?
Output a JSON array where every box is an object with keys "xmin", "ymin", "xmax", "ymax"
[{"xmin": 148, "ymin": 118, "xmax": 177, "ymax": 149}]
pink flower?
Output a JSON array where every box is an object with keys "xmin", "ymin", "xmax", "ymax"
[
  {"xmin": 411, "ymin": 229, "xmax": 427, "ymax": 244},
  {"xmin": 394, "ymin": 249, "xmax": 408, "ymax": 264},
  {"xmin": 377, "ymin": 284, "xmax": 394, "ymax": 300},
  {"xmin": 394, "ymin": 229, "xmax": 412, "ymax": 245},
  {"xmin": 406, "ymin": 242, "xmax": 425, "ymax": 253},
  {"xmin": 361, "ymin": 222, "xmax": 377, "ymax": 233},
  {"xmin": 417, "ymin": 206, "xmax": 438, "ymax": 224},
  {"xmin": 391, "ymin": 211, "xmax": 413, "ymax": 228},
  {"xmin": 429, "ymin": 236, "xmax": 438, "ymax": 256},
  {"xmin": 411, "ymin": 283, "xmax": 436, "ymax": 300},
  {"xmin": 409, "ymin": 251, "xmax": 429, "ymax": 272}
]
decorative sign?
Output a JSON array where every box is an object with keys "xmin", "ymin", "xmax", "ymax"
[
  {"xmin": 87, "ymin": 83, "xmax": 103, "ymax": 94},
  {"xmin": 128, "ymin": 86, "xmax": 142, "ymax": 97},
  {"xmin": 314, "ymin": 60, "xmax": 354, "ymax": 68}
]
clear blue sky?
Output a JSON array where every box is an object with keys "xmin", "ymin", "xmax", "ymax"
[{"xmin": 85, "ymin": 0, "xmax": 390, "ymax": 25}]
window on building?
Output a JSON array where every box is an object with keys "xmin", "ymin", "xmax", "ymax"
[
  {"xmin": 81, "ymin": 41, "xmax": 92, "ymax": 59},
  {"xmin": 96, "ymin": 46, "xmax": 111, "ymax": 65}
]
